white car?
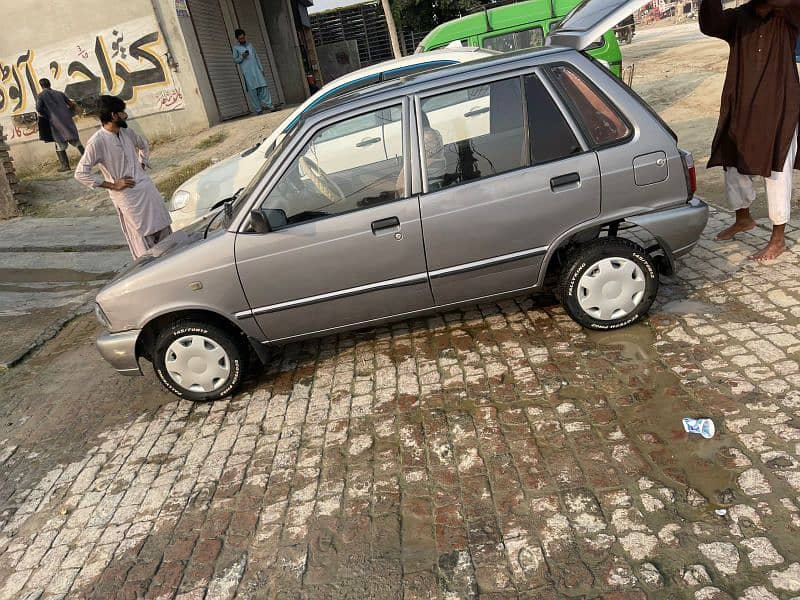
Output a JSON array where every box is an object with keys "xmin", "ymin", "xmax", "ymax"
[{"xmin": 168, "ymin": 47, "xmax": 498, "ymax": 230}]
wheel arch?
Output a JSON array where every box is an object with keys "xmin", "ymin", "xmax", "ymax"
[
  {"xmin": 538, "ymin": 216, "xmax": 676, "ymax": 287},
  {"xmin": 135, "ymin": 308, "xmax": 269, "ymax": 366}
]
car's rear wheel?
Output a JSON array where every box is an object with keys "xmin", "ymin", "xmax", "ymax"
[
  {"xmin": 558, "ymin": 238, "xmax": 658, "ymax": 330},
  {"xmin": 153, "ymin": 320, "xmax": 247, "ymax": 401}
]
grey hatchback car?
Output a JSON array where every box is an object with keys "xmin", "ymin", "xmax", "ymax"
[{"xmin": 94, "ymin": 0, "xmax": 708, "ymax": 401}]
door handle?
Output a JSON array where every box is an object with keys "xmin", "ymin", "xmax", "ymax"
[
  {"xmin": 371, "ymin": 216, "xmax": 400, "ymax": 233},
  {"xmin": 464, "ymin": 107, "xmax": 490, "ymax": 118},
  {"xmin": 550, "ymin": 172, "xmax": 581, "ymax": 191},
  {"xmin": 357, "ymin": 137, "xmax": 382, "ymax": 147}
]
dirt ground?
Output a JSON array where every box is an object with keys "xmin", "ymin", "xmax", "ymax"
[{"xmin": 13, "ymin": 109, "xmax": 292, "ymax": 218}]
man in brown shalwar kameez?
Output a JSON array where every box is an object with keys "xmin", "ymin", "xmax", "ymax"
[
  {"xmin": 75, "ymin": 95, "xmax": 171, "ymax": 259},
  {"xmin": 700, "ymin": 0, "xmax": 800, "ymax": 261}
]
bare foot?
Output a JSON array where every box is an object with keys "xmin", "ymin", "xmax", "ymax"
[
  {"xmin": 716, "ymin": 219, "xmax": 757, "ymax": 241},
  {"xmin": 750, "ymin": 241, "xmax": 786, "ymax": 262}
]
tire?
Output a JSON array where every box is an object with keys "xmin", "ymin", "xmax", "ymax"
[
  {"xmin": 557, "ymin": 238, "xmax": 659, "ymax": 330},
  {"xmin": 153, "ymin": 320, "xmax": 247, "ymax": 401}
]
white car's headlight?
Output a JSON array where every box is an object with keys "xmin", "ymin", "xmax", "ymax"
[{"xmin": 169, "ymin": 190, "xmax": 191, "ymax": 212}]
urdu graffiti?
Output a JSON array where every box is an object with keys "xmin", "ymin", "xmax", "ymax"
[{"xmin": 0, "ymin": 16, "xmax": 185, "ymax": 142}]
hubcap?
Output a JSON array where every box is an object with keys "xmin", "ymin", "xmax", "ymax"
[
  {"xmin": 577, "ymin": 257, "xmax": 647, "ymax": 321},
  {"xmin": 165, "ymin": 335, "xmax": 231, "ymax": 393}
]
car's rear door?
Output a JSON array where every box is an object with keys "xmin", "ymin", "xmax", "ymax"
[{"xmin": 417, "ymin": 70, "xmax": 601, "ymax": 306}]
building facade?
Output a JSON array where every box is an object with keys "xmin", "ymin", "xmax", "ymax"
[{"xmin": 1, "ymin": 0, "xmax": 314, "ymax": 168}]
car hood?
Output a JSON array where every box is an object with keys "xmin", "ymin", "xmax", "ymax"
[{"xmin": 106, "ymin": 211, "xmax": 222, "ymax": 285}]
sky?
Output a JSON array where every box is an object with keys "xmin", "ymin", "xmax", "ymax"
[{"xmin": 308, "ymin": 0, "xmax": 367, "ymax": 14}]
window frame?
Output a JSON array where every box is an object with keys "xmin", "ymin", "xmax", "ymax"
[
  {"xmin": 543, "ymin": 62, "xmax": 634, "ymax": 151},
  {"xmin": 242, "ymin": 97, "xmax": 412, "ymax": 234}
]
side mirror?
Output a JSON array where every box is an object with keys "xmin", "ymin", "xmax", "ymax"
[
  {"xmin": 249, "ymin": 208, "xmax": 288, "ymax": 234},
  {"xmin": 249, "ymin": 209, "xmax": 272, "ymax": 234}
]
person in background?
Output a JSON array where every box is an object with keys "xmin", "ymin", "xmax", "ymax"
[
  {"xmin": 700, "ymin": 0, "xmax": 800, "ymax": 261},
  {"xmin": 233, "ymin": 29, "xmax": 279, "ymax": 115},
  {"xmin": 74, "ymin": 95, "xmax": 171, "ymax": 259},
  {"xmin": 36, "ymin": 78, "xmax": 84, "ymax": 172}
]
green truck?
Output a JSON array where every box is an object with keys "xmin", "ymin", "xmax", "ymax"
[{"xmin": 414, "ymin": 0, "xmax": 624, "ymax": 77}]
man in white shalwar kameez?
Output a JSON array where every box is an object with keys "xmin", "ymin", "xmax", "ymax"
[{"xmin": 75, "ymin": 95, "xmax": 171, "ymax": 259}]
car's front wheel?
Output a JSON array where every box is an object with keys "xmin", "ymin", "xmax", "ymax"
[
  {"xmin": 558, "ymin": 238, "xmax": 658, "ymax": 330},
  {"xmin": 153, "ymin": 320, "xmax": 247, "ymax": 401}
]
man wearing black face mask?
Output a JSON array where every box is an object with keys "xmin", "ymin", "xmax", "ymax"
[
  {"xmin": 701, "ymin": 0, "xmax": 800, "ymax": 261},
  {"xmin": 75, "ymin": 95, "xmax": 171, "ymax": 259}
]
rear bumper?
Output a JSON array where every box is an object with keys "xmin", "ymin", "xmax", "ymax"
[
  {"xmin": 628, "ymin": 197, "xmax": 709, "ymax": 260},
  {"xmin": 96, "ymin": 330, "xmax": 143, "ymax": 376}
]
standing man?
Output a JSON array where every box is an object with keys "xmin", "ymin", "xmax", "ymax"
[
  {"xmin": 74, "ymin": 95, "xmax": 171, "ymax": 259},
  {"xmin": 701, "ymin": 0, "xmax": 800, "ymax": 261},
  {"xmin": 232, "ymin": 29, "xmax": 278, "ymax": 114},
  {"xmin": 36, "ymin": 79, "xmax": 84, "ymax": 172}
]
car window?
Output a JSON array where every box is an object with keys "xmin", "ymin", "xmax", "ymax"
[
  {"xmin": 548, "ymin": 64, "xmax": 630, "ymax": 147},
  {"xmin": 261, "ymin": 105, "xmax": 405, "ymax": 228},
  {"xmin": 524, "ymin": 74, "xmax": 582, "ymax": 164},
  {"xmin": 482, "ymin": 27, "xmax": 544, "ymax": 52},
  {"xmin": 420, "ymin": 77, "xmax": 526, "ymax": 192}
]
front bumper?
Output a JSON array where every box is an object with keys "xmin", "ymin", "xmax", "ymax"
[
  {"xmin": 628, "ymin": 197, "xmax": 709, "ymax": 260},
  {"xmin": 96, "ymin": 330, "xmax": 143, "ymax": 375}
]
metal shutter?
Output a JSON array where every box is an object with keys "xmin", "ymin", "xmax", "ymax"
[
  {"xmin": 231, "ymin": 0, "xmax": 283, "ymax": 105},
  {"xmin": 186, "ymin": 0, "xmax": 250, "ymax": 120}
]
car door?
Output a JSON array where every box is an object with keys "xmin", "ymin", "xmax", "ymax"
[
  {"xmin": 417, "ymin": 72, "xmax": 601, "ymax": 306},
  {"xmin": 235, "ymin": 100, "xmax": 434, "ymax": 342}
]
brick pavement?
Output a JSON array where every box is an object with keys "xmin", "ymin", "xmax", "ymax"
[{"xmin": 3, "ymin": 208, "xmax": 800, "ymax": 598}]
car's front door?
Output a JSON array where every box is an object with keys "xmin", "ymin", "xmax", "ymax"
[
  {"xmin": 235, "ymin": 100, "xmax": 434, "ymax": 342},
  {"xmin": 417, "ymin": 72, "xmax": 601, "ymax": 306}
]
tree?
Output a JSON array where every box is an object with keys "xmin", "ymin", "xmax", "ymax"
[{"xmin": 390, "ymin": 0, "xmax": 484, "ymax": 35}]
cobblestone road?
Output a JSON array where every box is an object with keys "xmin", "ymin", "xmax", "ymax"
[{"xmin": 3, "ymin": 209, "xmax": 800, "ymax": 599}]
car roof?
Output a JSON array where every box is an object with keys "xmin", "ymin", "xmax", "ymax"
[
  {"xmin": 302, "ymin": 45, "xmax": 569, "ymax": 122},
  {"xmin": 280, "ymin": 47, "xmax": 498, "ymax": 134},
  {"xmin": 320, "ymin": 47, "xmax": 497, "ymax": 89}
]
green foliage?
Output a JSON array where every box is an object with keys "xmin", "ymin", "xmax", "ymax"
[{"xmin": 391, "ymin": 0, "xmax": 484, "ymax": 33}]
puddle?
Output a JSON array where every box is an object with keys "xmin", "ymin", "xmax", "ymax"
[
  {"xmin": 661, "ymin": 299, "xmax": 722, "ymax": 316},
  {"xmin": 587, "ymin": 324, "xmax": 738, "ymax": 507},
  {"xmin": 0, "ymin": 268, "xmax": 117, "ymax": 284}
]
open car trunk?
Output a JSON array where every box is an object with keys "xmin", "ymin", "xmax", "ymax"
[{"xmin": 546, "ymin": 0, "xmax": 651, "ymax": 50}]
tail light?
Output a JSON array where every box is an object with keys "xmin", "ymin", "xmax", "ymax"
[{"xmin": 680, "ymin": 149, "xmax": 696, "ymax": 198}]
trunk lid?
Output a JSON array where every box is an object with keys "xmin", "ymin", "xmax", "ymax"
[{"xmin": 546, "ymin": 0, "xmax": 650, "ymax": 50}]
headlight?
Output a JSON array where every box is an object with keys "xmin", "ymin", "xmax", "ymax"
[
  {"xmin": 169, "ymin": 190, "xmax": 191, "ymax": 211},
  {"xmin": 94, "ymin": 303, "xmax": 111, "ymax": 329}
]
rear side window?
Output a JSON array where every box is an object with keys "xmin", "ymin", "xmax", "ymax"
[
  {"xmin": 548, "ymin": 64, "xmax": 630, "ymax": 147},
  {"xmin": 420, "ymin": 77, "xmax": 526, "ymax": 191},
  {"xmin": 482, "ymin": 27, "xmax": 544, "ymax": 52},
  {"xmin": 524, "ymin": 74, "xmax": 582, "ymax": 164}
]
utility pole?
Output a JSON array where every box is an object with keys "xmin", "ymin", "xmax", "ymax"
[{"xmin": 381, "ymin": 0, "xmax": 403, "ymax": 59}]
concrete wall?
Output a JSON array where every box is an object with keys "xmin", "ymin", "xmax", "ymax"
[
  {"xmin": 1, "ymin": 0, "xmax": 213, "ymax": 170},
  {"xmin": 0, "ymin": 126, "xmax": 17, "ymax": 220},
  {"xmin": 261, "ymin": 0, "xmax": 310, "ymax": 104}
]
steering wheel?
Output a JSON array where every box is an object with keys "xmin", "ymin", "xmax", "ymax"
[{"xmin": 299, "ymin": 156, "xmax": 345, "ymax": 203}]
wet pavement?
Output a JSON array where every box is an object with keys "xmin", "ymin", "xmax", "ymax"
[
  {"xmin": 2, "ymin": 207, "xmax": 800, "ymax": 598},
  {"xmin": 0, "ymin": 216, "xmax": 128, "ymax": 367}
]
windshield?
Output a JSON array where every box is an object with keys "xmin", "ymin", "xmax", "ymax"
[{"xmin": 225, "ymin": 125, "xmax": 298, "ymax": 225}]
